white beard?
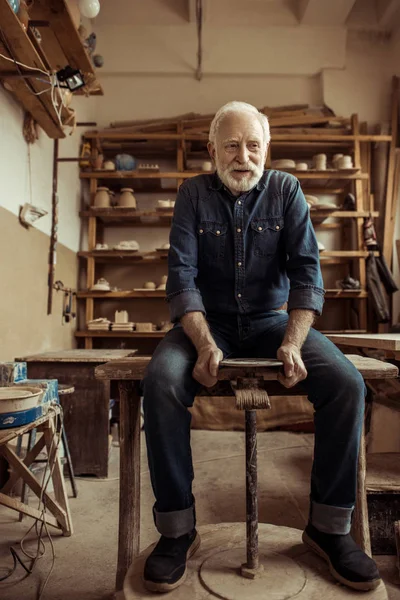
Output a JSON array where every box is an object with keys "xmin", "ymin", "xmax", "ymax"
[{"xmin": 215, "ymin": 156, "xmax": 264, "ymax": 194}]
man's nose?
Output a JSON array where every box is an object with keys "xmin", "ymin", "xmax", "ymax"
[{"xmin": 237, "ymin": 145, "xmax": 249, "ymax": 163}]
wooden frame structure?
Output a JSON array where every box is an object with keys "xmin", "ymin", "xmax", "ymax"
[
  {"xmin": 0, "ymin": 408, "xmax": 73, "ymax": 536},
  {"xmin": 95, "ymin": 353, "xmax": 398, "ymax": 591}
]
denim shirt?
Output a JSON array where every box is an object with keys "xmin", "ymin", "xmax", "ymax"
[{"xmin": 166, "ymin": 170, "xmax": 325, "ymax": 322}]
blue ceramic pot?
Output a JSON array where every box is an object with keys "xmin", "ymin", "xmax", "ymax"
[{"xmin": 115, "ymin": 154, "xmax": 136, "ymax": 171}]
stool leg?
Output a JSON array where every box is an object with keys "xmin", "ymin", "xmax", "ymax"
[
  {"xmin": 241, "ymin": 409, "xmax": 260, "ymax": 578},
  {"xmin": 19, "ymin": 428, "xmax": 37, "ymax": 522},
  {"xmin": 61, "ymin": 426, "xmax": 78, "ymax": 498}
]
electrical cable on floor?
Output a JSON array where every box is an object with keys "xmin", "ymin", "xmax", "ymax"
[{"xmin": 0, "ymin": 405, "xmax": 63, "ymax": 600}]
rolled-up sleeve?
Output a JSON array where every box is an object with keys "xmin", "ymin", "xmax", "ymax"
[
  {"xmin": 166, "ymin": 183, "xmax": 206, "ymax": 322},
  {"xmin": 284, "ymin": 179, "xmax": 325, "ymax": 315}
]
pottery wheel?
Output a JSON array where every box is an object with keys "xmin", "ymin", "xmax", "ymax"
[{"xmin": 123, "ymin": 523, "xmax": 388, "ymax": 600}]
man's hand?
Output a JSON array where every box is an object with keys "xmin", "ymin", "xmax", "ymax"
[
  {"xmin": 277, "ymin": 343, "xmax": 307, "ymax": 388},
  {"xmin": 192, "ymin": 345, "xmax": 223, "ymax": 388}
]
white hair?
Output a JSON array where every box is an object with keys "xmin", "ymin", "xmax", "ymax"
[{"xmin": 209, "ymin": 101, "xmax": 270, "ymax": 146}]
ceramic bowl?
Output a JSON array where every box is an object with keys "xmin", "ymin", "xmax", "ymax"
[
  {"xmin": 271, "ymin": 159, "xmax": 296, "ymax": 169},
  {"xmin": 143, "ymin": 281, "xmax": 156, "ymax": 290},
  {"xmin": 0, "ymin": 386, "xmax": 43, "ymax": 414}
]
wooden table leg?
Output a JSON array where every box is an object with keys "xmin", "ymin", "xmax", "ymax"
[
  {"xmin": 116, "ymin": 380, "xmax": 141, "ymax": 592},
  {"xmin": 352, "ymin": 424, "xmax": 372, "ymax": 556}
]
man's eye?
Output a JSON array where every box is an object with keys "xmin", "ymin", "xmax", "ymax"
[
  {"xmin": 226, "ymin": 144, "xmax": 237, "ymax": 150},
  {"xmin": 249, "ymin": 143, "xmax": 259, "ymax": 150}
]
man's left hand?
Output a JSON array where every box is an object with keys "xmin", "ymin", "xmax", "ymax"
[{"xmin": 277, "ymin": 343, "xmax": 307, "ymax": 388}]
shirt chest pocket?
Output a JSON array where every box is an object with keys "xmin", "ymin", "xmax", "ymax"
[
  {"xmin": 198, "ymin": 222, "xmax": 228, "ymax": 261},
  {"xmin": 251, "ymin": 217, "xmax": 284, "ymax": 257}
]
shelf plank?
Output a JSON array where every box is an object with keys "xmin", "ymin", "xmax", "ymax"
[
  {"xmin": 80, "ymin": 171, "xmax": 202, "ymax": 179},
  {"xmin": 320, "ymin": 251, "xmax": 378, "ymax": 257},
  {"xmin": 75, "ymin": 331, "xmax": 165, "ymax": 338},
  {"xmin": 79, "ymin": 209, "xmax": 378, "ymax": 225},
  {"xmin": 28, "ymin": 0, "xmax": 103, "ymax": 95},
  {"xmin": 84, "ymin": 131, "xmax": 392, "ymax": 142},
  {"xmin": 80, "ymin": 210, "xmax": 173, "ymax": 225},
  {"xmin": 324, "ymin": 289, "xmax": 368, "ymax": 298},
  {"xmin": 77, "ymin": 291, "xmax": 166, "ymax": 298},
  {"xmin": 76, "ymin": 289, "xmax": 366, "ymax": 300},
  {"xmin": 0, "ymin": 0, "xmax": 67, "ymax": 138},
  {"xmin": 78, "ymin": 251, "xmax": 167, "ymax": 263},
  {"xmin": 80, "ymin": 170, "xmax": 368, "ymax": 181},
  {"xmin": 310, "ymin": 210, "xmax": 379, "ymax": 218}
]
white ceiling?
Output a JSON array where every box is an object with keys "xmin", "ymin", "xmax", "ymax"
[{"xmin": 95, "ymin": 0, "xmax": 400, "ymax": 32}]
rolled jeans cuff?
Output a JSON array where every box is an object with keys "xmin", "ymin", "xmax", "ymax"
[
  {"xmin": 153, "ymin": 505, "xmax": 196, "ymax": 538},
  {"xmin": 310, "ymin": 501, "xmax": 353, "ymax": 535}
]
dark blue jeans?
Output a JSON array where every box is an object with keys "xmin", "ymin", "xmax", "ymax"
[{"xmin": 142, "ymin": 311, "xmax": 366, "ymax": 538}]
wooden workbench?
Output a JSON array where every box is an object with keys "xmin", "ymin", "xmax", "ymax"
[
  {"xmin": 327, "ymin": 334, "xmax": 400, "ymax": 360},
  {"xmin": 15, "ymin": 350, "xmax": 137, "ymax": 477}
]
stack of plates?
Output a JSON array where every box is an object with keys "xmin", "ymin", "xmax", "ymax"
[
  {"xmin": 111, "ymin": 323, "xmax": 134, "ymax": 332},
  {"xmin": 88, "ymin": 318, "xmax": 111, "ymax": 331}
]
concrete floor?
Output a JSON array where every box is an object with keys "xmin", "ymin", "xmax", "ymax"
[{"xmin": 0, "ymin": 430, "xmax": 399, "ymax": 600}]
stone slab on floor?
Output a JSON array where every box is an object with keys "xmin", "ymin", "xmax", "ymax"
[
  {"xmin": 124, "ymin": 523, "xmax": 388, "ymax": 599},
  {"xmin": 0, "ymin": 431, "xmax": 399, "ymax": 599}
]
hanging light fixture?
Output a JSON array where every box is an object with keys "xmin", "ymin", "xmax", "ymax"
[{"xmin": 78, "ymin": 0, "xmax": 100, "ymax": 19}]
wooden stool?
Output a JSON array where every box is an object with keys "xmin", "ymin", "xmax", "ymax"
[
  {"xmin": 95, "ymin": 354, "xmax": 398, "ymax": 592},
  {"xmin": 0, "ymin": 406, "xmax": 73, "ymax": 536},
  {"xmin": 16, "ymin": 384, "xmax": 78, "ymax": 520}
]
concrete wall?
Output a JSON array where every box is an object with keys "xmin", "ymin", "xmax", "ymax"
[{"xmin": 0, "ymin": 86, "xmax": 93, "ymax": 359}]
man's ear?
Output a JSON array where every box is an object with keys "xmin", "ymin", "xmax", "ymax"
[
  {"xmin": 207, "ymin": 142, "xmax": 215, "ymax": 161},
  {"xmin": 264, "ymin": 143, "xmax": 270, "ymax": 166}
]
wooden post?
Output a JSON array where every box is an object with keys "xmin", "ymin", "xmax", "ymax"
[
  {"xmin": 352, "ymin": 425, "xmax": 372, "ymax": 556},
  {"xmin": 116, "ymin": 380, "xmax": 142, "ymax": 591},
  {"xmin": 351, "ymin": 114, "xmax": 367, "ymax": 331},
  {"xmin": 240, "ymin": 410, "xmax": 260, "ymax": 578},
  {"xmin": 383, "ymin": 76, "xmax": 399, "ymax": 266}
]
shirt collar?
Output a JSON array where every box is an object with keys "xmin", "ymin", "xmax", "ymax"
[{"xmin": 209, "ymin": 171, "xmax": 267, "ymax": 193}]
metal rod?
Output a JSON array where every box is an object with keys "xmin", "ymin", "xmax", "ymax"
[
  {"xmin": 245, "ymin": 409, "xmax": 259, "ymax": 569},
  {"xmin": 47, "ymin": 138, "xmax": 59, "ymax": 315}
]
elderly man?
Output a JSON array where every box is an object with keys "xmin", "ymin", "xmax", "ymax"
[{"xmin": 142, "ymin": 101, "xmax": 379, "ymax": 593}]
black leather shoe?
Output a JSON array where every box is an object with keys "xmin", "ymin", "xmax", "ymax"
[
  {"xmin": 303, "ymin": 523, "xmax": 381, "ymax": 591},
  {"xmin": 143, "ymin": 529, "xmax": 200, "ymax": 592}
]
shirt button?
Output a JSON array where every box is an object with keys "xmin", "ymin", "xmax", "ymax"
[
  {"xmin": 237, "ymin": 262, "xmax": 242, "ymax": 267},
  {"xmin": 258, "ymin": 226, "xmax": 263, "ymax": 231},
  {"xmin": 238, "ymin": 293, "xmax": 242, "ymax": 298},
  {"xmin": 216, "ymin": 230, "xmax": 221, "ymax": 235},
  {"xmin": 199, "ymin": 229, "xmax": 204, "ymax": 233},
  {"xmin": 237, "ymin": 228, "xmax": 241, "ymax": 233},
  {"xmin": 275, "ymin": 225, "xmax": 280, "ymax": 230},
  {"xmin": 238, "ymin": 201, "xmax": 242, "ymax": 205}
]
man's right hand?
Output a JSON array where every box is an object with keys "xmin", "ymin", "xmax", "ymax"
[{"xmin": 192, "ymin": 345, "xmax": 223, "ymax": 388}]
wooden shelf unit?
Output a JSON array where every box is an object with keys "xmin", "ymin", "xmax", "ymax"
[
  {"xmin": 78, "ymin": 115, "xmax": 388, "ymax": 347},
  {"xmin": 0, "ymin": 0, "xmax": 102, "ymax": 139}
]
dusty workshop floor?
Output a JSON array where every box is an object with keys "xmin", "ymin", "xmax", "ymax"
[{"xmin": 0, "ymin": 430, "xmax": 399, "ymax": 600}]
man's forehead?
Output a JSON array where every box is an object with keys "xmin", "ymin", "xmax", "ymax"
[{"xmin": 216, "ymin": 112, "xmax": 263, "ymax": 141}]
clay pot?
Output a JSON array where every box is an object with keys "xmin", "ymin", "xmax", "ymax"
[
  {"xmin": 94, "ymin": 153, "xmax": 104, "ymax": 170},
  {"xmin": 94, "ymin": 187, "xmax": 111, "ymax": 208},
  {"xmin": 118, "ymin": 188, "xmax": 136, "ymax": 208},
  {"xmin": 103, "ymin": 160, "xmax": 115, "ymax": 171}
]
